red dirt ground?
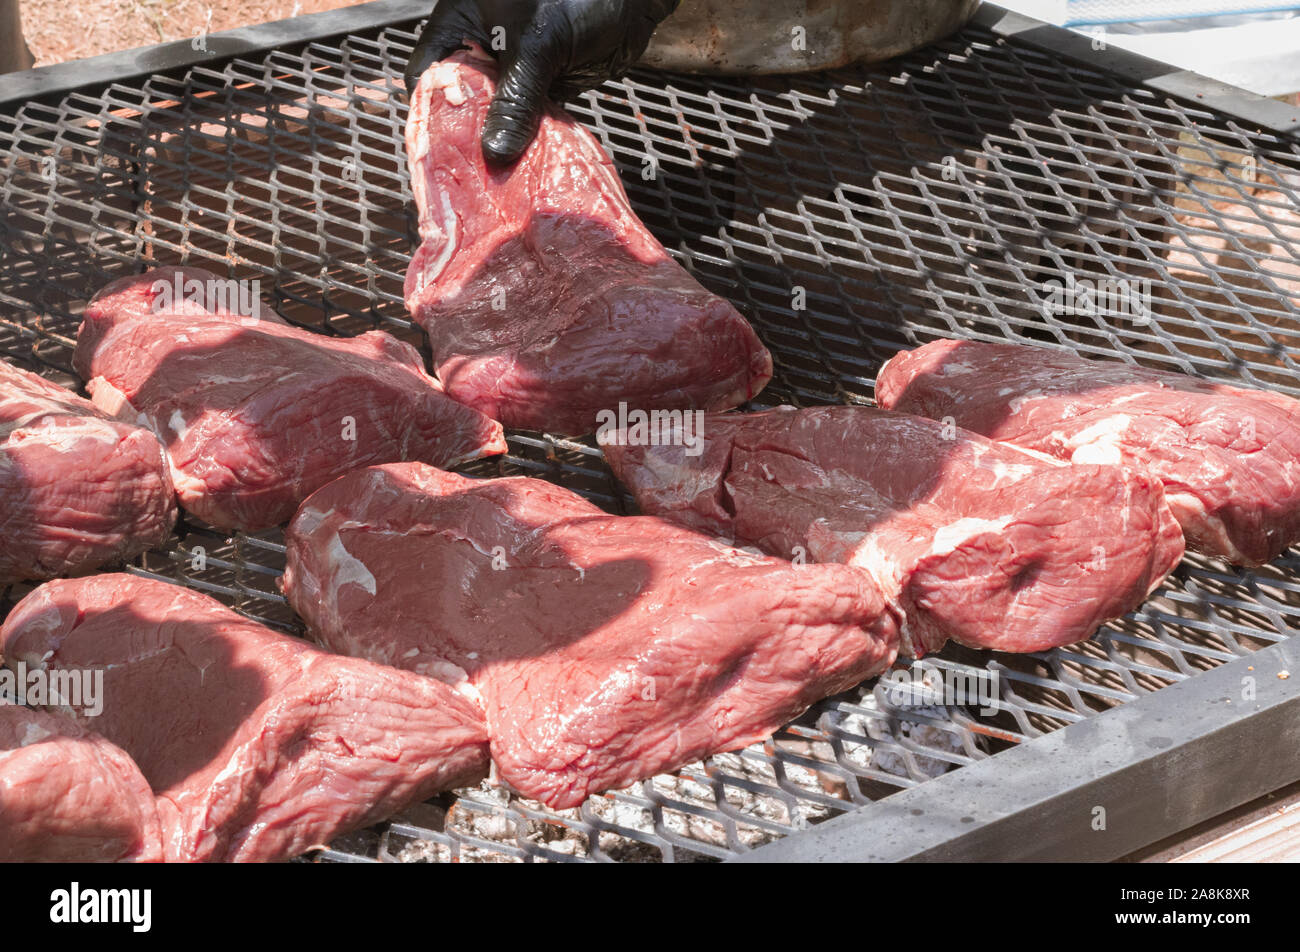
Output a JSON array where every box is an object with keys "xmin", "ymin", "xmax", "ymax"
[{"xmin": 18, "ymin": 1, "xmax": 360, "ymax": 67}]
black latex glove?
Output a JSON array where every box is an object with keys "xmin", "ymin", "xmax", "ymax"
[{"xmin": 404, "ymin": 0, "xmax": 680, "ymax": 165}]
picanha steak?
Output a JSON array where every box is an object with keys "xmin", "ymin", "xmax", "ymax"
[
  {"xmin": 282, "ymin": 462, "xmax": 898, "ymax": 808},
  {"xmin": 1, "ymin": 575, "xmax": 490, "ymax": 862},
  {"xmin": 602, "ymin": 406, "xmax": 1185, "ymax": 655},
  {"xmin": 876, "ymin": 338, "xmax": 1300, "ymax": 564},
  {"xmin": 74, "ymin": 266, "xmax": 506, "ymax": 530},
  {"xmin": 0, "ymin": 704, "xmax": 162, "ymax": 862},
  {"xmin": 404, "ymin": 51, "xmax": 773, "ymax": 434},
  {"xmin": 0, "ymin": 360, "xmax": 175, "ymax": 585}
]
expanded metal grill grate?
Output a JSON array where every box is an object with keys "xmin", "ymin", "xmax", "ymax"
[{"xmin": 2, "ymin": 8, "xmax": 1299, "ymax": 862}]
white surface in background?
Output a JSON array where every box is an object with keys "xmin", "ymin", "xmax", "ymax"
[
  {"xmin": 1068, "ymin": 0, "xmax": 1300, "ymax": 21},
  {"xmin": 992, "ymin": 1, "xmax": 1300, "ymax": 96}
]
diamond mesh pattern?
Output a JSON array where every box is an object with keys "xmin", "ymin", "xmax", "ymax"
[{"xmin": 1, "ymin": 15, "xmax": 1297, "ymax": 862}]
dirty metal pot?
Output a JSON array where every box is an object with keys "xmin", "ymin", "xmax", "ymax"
[{"xmin": 641, "ymin": 0, "xmax": 982, "ymax": 74}]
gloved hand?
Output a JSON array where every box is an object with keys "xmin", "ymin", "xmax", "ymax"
[{"xmin": 404, "ymin": 0, "xmax": 680, "ymax": 165}]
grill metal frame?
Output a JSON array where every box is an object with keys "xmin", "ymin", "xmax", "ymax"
[
  {"xmin": 741, "ymin": 636, "xmax": 1300, "ymax": 862},
  {"xmin": 1, "ymin": 1, "xmax": 1298, "ymax": 862}
]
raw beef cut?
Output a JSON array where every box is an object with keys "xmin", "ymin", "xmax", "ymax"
[
  {"xmin": 282, "ymin": 463, "xmax": 898, "ymax": 808},
  {"xmin": 602, "ymin": 406, "xmax": 1185, "ymax": 655},
  {"xmin": 74, "ymin": 266, "xmax": 506, "ymax": 530},
  {"xmin": 403, "ymin": 52, "xmax": 773, "ymax": 434},
  {"xmin": 1, "ymin": 575, "xmax": 490, "ymax": 862},
  {"xmin": 0, "ymin": 360, "xmax": 175, "ymax": 585},
  {"xmin": 0, "ymin": 704, "xmax": 162, "ymax": 862},
  {"xmin": 876, "ymin": 338, "xmax": 1300, "ymax": 564}
]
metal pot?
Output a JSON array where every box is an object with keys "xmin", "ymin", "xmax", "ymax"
[{"xmin": 640, "ymin": 0, "xmax": 981, "ymax": 74}]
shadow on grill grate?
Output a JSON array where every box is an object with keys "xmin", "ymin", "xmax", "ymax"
[{"xmin": 1, "ymin": 14, "xmax": 1298, "ymax": 863}]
